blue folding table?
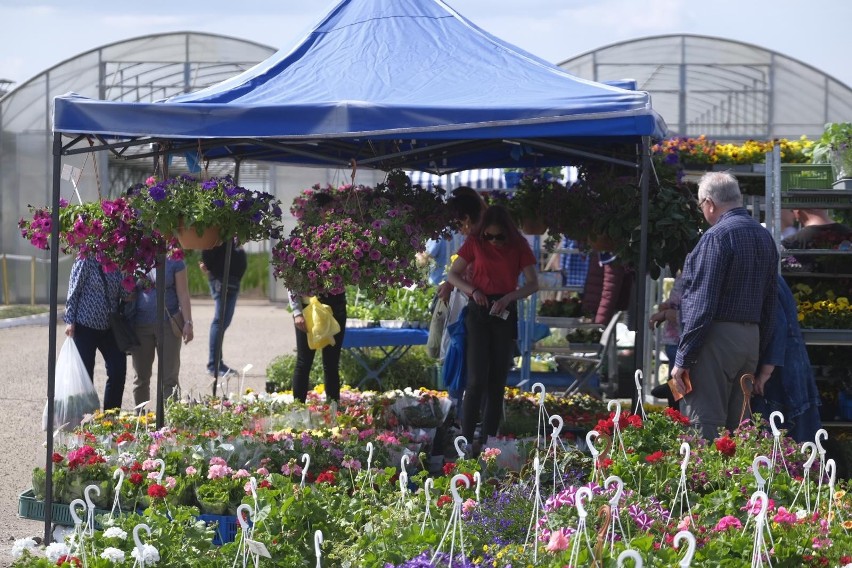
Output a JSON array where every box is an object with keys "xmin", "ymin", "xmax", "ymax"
[{"xmin": 342, "ymin": 327, "xmax": 429, "ymax": 390}]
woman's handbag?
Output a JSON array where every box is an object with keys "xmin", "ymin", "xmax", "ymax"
[
  {"xmin": 98, "ymin": 267, "xmax": 140, "ymax": 353},
  {"xmin": 166, "ymin": 309, "xmax": 185, "ymax": 339}
]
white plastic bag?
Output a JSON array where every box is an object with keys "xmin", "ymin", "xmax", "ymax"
[
  {"xmin": 43, "ymin": 338, "xmax": 100, "ymax": 431},
  {"xmin": 439, "ymin": 288, "xmax": 468, "ymax": 362}
]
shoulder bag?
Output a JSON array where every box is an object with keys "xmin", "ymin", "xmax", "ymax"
[{"xmin": 98, "ymin": 267, "xmax": 140, "ymax": 353}]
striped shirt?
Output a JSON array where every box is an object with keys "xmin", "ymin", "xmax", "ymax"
[{"xmin": 675, "ymin": 208, "xmax": 778, "ymax": 368}]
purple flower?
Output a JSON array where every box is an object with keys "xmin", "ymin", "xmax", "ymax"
[{"xmin": 148, "ymin": 185, "xmax": 167, "ymax": 202}]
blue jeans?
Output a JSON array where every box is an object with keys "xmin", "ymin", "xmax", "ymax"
[
  {"xmin": 208, "ymin": 278, "xmax": 239, "ymax": 370},
  {"xmin": 72, "ymin": 323, "xmax": 127, "ymax": 410}
]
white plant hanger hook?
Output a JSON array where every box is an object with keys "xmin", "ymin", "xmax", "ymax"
[
  {"xmin": 617, "ymin": 549, "xmax": 643, "ymax": 568},
  {"xmin": 532, "ymin": 382, "xmax": 546, "ymax": 406},
  {"xmin": 769, "ymin": 411, "xmax": 784, "ymax": 437},
  {"xmin": 747, "ymin": 490, "xmax": 772, "ymax": 567},
  {"xmin": 814, "ymin": 428, "xmax": 829, "ymax": 510},
  {"xmin": 83, "ymin": 484, "xmax": 100, "ymax": 536},
  {"xmin": 366, "ymin": 442, "xmax": 374, "ymax": 471},
  {"xmin": 549, "ymin": 414, "xmax": 563, "ymax": 440},
  {"xmin": 153, "ymin": 458, "xmax": 166, "ymax": 483},
  {"xmin": 752, "ymin": 455, "xmax": 771, "ymax": 493},
  {"xmin": 314, "ymin": 529, "xmax": 324, "ymax": 568},
  {"xmin": 300, "ymin": 453, "xmax": 311, "ymax": 488},
  {"xmin": 473, "ymin": 471, "xmax": 481, "ymax": 503},
  {"xmin": 236, "ymin": 503, "xmax": 253, "ymax": 532},
  {"xmin": 633, "ymin": 369, "xmax": 647, "ymax": 420},
  {"xmin": 575, "ymin": 486, "xmax": 593, "ymax": 520},
  {"xmin": 133, "ymin": 523, "xmax": 153, "ymax": 568},
  {"xmin": 420, "ymin": 477, "xmax": 434, "ymax": 534},
  {"xmin": 605, "ymin": 475, "xmax": 624, "ymax": 508},
  {"xmin": 69, "ymin": 498, "xmax": 86, "ymax": 528},
  {"xmin": 431, "ymin": 474, "xmax": 471, "ymax": 566},
  {"xmin": 454, "ymin": 435, "xmax": 468, "ymax": 460},
  {"xmin": 679, "ymin": 442, "xmax": 691, "ymax": 474},
  {"xmin": 791, "ymin": 441, "xmax": 818, "ymax": 513},
  {"xmin": 400, "ymin": 454, "xmax": 409, "ymax": 474},
  {"xmin": 673, "ymin": 530, "xmax": 696, "ymax": 567},
  {"xmin": 111, "ymin": 468, "xmax": 126, "ymax": 517},
  {"xmin": 586, "ymin": 430, "xmax": 601, "ymax": 460},
  {"xmin": 608, "ymin": 399, "xmax": 622, "ymax": 424},
  {"xmin": 450, "ymin": 473, "xmax": 470, "ymax": 504}
]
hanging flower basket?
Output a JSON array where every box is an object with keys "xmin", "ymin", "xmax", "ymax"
[{"xmin": 175, "ymin": 221, "xmax": 222, "ymax": 250}]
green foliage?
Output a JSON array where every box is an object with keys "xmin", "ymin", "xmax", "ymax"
[
  {"xmin": 183, "ymin": 251, "xmax": 269, "ymax": 296},
  {"xmin": 265, "ymin": 352, "xmax": 324, "ymax": 391}
]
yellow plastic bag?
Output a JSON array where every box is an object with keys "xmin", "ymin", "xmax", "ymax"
[{"xmin": 303, "ymin": 297, "xmax": 341, "ymax": 350}]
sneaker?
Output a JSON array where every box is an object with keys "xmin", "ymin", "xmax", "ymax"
[{"xmin": 207, "ymin": 363, "xmax": 234, "ymax": 377}]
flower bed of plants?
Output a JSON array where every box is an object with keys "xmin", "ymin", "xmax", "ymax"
[{"xmin": 13, "ymin": 384, "xmax": 852, "ymax": 567}]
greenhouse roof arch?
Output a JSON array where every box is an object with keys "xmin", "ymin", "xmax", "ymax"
[{"xmin": 558, "ymin": 33, "xmax": 852, "ymax": 141}]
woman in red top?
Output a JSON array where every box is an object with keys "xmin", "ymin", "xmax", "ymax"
[{"xmin": 446, "ymin": 205, "xmax": 539, "ymax": 454}]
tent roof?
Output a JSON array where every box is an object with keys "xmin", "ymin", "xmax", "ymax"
[{"xmin": 53, "ymin": 0, "xmax": 666, "ymax": 172}]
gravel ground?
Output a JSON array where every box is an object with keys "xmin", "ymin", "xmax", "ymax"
[{"xmin": 0, "ymin": 297, "xmax": 296, "ymax": 566}]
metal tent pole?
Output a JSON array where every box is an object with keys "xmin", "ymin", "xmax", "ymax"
[
  {"xmin": 633, "ymin": 136, "xmax": 652, "ymax": 409},
  {"xmin": 43, "ymin": 133, "xmax": 63, "ymax": 543}
]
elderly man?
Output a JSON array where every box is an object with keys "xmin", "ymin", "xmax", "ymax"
[{"xmin": 670, "ymin": 171, "xmax": 778, "ymax": 440}]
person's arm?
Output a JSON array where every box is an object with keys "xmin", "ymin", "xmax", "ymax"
[
  {"xmin": 289, "ymin": 292, "xmax": 307, "ymax": 332},
  {"xmin": 174, "ymin": 268, "xmax": 194, "ymax": 344},
  {"xmin": 494, "ymin": 264, "xmax": 539, "ymax": 313},
  {"xmin": 755, "ymin": 296, "xmax": 786, "ymax": 396}
]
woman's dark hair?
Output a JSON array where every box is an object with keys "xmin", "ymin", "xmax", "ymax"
[{"xmin": 477, "ymin": 204, "xmax": 524, "ymax": 244}]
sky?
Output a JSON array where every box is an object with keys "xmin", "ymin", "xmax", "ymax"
[{"xmin": 1, "ymin": 0, "xmax": 851, "ymax": 91}]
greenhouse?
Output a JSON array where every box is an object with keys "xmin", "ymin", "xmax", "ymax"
[{"xmin": 559, "ymin": 34, "xmax": 852, "ymax": 141}]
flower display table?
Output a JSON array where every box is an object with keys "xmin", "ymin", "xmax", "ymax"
[{"xmin": 341, "ymin": 327, "xmax": 428, "ymax": 389}]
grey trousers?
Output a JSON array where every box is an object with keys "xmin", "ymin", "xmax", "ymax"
[
  {"xmin": 131, "ymin": 322, "xmax": 182, "ymax": 407},
  {"xmin": 681, "ymin": 321, "xmax": 758, "ymax": 440}
]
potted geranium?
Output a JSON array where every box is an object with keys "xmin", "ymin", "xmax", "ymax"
[
  {"xmin": 130, "ymin": 174, "xmax": 284, "ymax": 249},
  {"xmin": 812, "ymin": 122, "xmax": 852, "ymax": 184}
]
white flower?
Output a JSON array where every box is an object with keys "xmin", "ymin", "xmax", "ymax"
[
  {"xmin": 131, "ymin": 543, "xmax": 160, "ymax": 564},
  {"xmin": 45, "ymin": 542, "xmax": 70, "ymax": 562},
  {"xmin": 11, "ymin": 537, "xmax": 38, "ymax": 559},
  {"xmin": 104, "ymin": 527, "xmax": 128, "ymax": 540},
  {"xmin": 100, "ymin": 547, "xmax": 126, "ymax": 563},
  {"xmin": 795, "ymin": 509, "xmax": 808, "ymax": 521}
]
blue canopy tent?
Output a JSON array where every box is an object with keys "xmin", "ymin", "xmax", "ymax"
[{"xmin": 43, "ymin": 0, "xmax": 667, "ymax": 539}]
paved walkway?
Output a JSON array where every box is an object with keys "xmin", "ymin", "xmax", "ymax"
[{"xmin": 0, "ymin": 298, "xmax": 296, "ymax": 564}]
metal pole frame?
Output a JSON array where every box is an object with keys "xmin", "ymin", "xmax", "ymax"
[{"xmin": 633, "ymin": 136, "xmax": 652, "ymax": 409}]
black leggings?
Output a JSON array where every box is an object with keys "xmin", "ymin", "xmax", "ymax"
[
  {"xmin": 292, "ymin": 293, "xmax": 347, "ymax": 403},
  {"xmin": 462, "ymin": 299, "xmax": 516, "ymax": 443}
]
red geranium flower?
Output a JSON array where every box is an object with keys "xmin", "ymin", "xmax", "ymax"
[
  {"xmin": 129, "ymin": 472, "xmax": 143, "ymax": 485},
  {"xmin": 316, "ymin": 470, "xmax": 336, "ymax": 485},
  {"xmin": 115, "ymin": 432, "xmax": 136, "ymax": 444},
  {"xmin": 147, "ymin": 483, "xmax": 168, "ymax": 499},
  {"xmin": 436, "ymin": 495, "xmax": 452, "ymax": 508},
  {"xmin": 626, "ymin": 414, "xmax": 643, "ymax": 429},
  {"xmin": 56, "ymin": 554, "xmax": 82, "ymax": 567},
  {"xmin": 714, "ymin": 435, "xmax": 736, "ymax": 457},
  {"xmin": 442, "ymin": 462, "xmax": 456, "ymax": 476},
  {"xmin": 52, "ymin": 453, "xmax": 64, "ymax": 464},
  {"xmin": 664, "ymin": 407, "xmax": 691, "ymax": 425},
  {"xmin": 597, "ymin": 458, "xmax": 613, "ymax": 469},
  {"xmin": 645, "ymin": 450, "xmax": 665, "ymax": 464}
]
